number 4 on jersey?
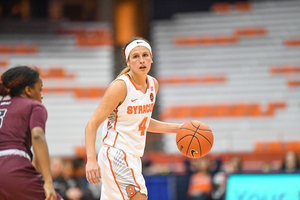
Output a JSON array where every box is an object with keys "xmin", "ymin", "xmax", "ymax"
[{"xmin": 138, "ymin": 117, "xmax": 148, "ymax": 136}]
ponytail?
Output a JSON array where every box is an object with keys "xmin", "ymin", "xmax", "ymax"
[
  {"xmin": 0, "ymin": 81, "xmax": 11, "ymax": 98},
  {"xmin": 116, "ymin": 66, "xmax": 130, "ymax": 78}
]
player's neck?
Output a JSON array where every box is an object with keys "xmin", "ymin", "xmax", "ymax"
[
  {"xmin": 128, "ymin": 72, "xmax": 147, "ymax": 85},
  {"xmin": 127, "ymin": 72, "xmax": 148, "ymax": 92}
]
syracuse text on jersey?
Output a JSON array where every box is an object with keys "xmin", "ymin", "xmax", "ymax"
[{"xmin": 127, "ymin": 103, "xmax": 154, "ymax": 114}]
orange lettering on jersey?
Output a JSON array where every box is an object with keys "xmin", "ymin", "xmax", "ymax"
[
  {"xmin": 126, "ymin": 103, "xmax": 155, "ymax": 114},
  {"xmin": 133, "ymin": 106, "xmax": 137, "ymax": 114},
  {"xmin": 127, "ymin": 106, "xmax": 133, "ymax": 114}
]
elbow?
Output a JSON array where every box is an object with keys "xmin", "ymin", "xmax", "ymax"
[
  {"xmin": 85, "ymin": 119, "xmax": 100, "ymax": 134},
  {"xmin": 31, "ymin": 127, "xmax": 46, "ymax": 141},
  {"xmin": 32, "ymin": 132, "xmax": 45, "ymax": 141}
]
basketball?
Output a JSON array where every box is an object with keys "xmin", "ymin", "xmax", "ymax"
[{"xmin": 176, "ymin": 120, "xmax": 214, "ymax": 159}]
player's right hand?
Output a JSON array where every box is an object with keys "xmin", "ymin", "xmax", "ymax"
[
  {"xmin": 86, "ymin": 159, "xmax": 101, "ymax": 184},
  {"xmin": 44, "ymin": 182, "xmax": 57, "ymax": 200}
]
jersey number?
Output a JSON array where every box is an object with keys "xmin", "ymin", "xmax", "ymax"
[
  {"xmin": 0, "ymin": 109, "xmax": 7, "ymax": 128},
  {"xmin": 138, "ymin": 117, "xmax": 148, "ymax": 136}
]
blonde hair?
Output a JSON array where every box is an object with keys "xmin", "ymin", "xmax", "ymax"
[{"xmin": 116, "ymin": 37, "xmax": 152, "ymax": 78}]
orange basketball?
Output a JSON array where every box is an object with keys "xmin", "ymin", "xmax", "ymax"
[{"xmin": 176, "ymin": 120, "xmax": 214, "ymax": 159}]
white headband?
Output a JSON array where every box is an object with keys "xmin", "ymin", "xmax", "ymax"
[{"xmin": 125, "ymin": 39, "xmax": 152, "ymax": 60}]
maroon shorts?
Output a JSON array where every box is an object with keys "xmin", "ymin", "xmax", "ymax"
[{"xmin": 0, "ymin": 155, "xmax": 62, "ymax": 200}]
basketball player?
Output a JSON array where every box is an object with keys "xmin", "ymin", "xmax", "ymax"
[
  {"xmin": 0, "ymin": 66, "xmax": 62, "ymax": 200},
  {"xmin": 85, "ymin": 37, "xmax": 182, "ymax": 200}
]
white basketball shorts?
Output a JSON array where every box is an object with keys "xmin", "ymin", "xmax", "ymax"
[{"xmin": 98, "ymin": 145, "xmax": 148, "ymax": 200}]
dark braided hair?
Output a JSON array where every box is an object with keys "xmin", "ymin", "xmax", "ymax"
[{"xmin": 0, "ymin": 66, "xmax": 40, "ymax": 98}]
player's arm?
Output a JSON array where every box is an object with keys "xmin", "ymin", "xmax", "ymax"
[
  {"xmin": 85, "ymin": 80, "xmax": 126, "ymax": 184},
  {"xmin": 148, "ymin": 118, "xmax": 181, "ymax": 134},
  {"xmin": 32, "ymin": 127, "xmax": 57, "ymax": 200}
]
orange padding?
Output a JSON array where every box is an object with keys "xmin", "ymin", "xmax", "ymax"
[
  {"xmin": 146, "ymin": 151, "xmax": 292, "ymax": 172},
  {"xmin": 38, "ymin": 67, "xmax": 75, "ymax": 79},
  {"xmin": 0, "ymin": 45, "xmax": 38, "ymax": 54},
  {"xmin": 160, "ymin": 101, "xmax": 286, "ymax": 119},
  {"xmin": 234, "ymin": 27, "xmax": 268, "ymax": 36},
  {"xmin": 158, "ymin": 75, "xmax": 227, "ymax": 84},
  {"xmin": 255, "ymin": 141, "xmax": 300, "ymax": 153},
  {"xmin": 284, "ymin": 38, "xmax": 300, "ymax": 46},
  {"xmin": 271, "ymin": 64, "xmax": 300, "ymax": 74},
  {"xmin": 42, "ymin": 87, "xmax": 106, "ymax": 98}
]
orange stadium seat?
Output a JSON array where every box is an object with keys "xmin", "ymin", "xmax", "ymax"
[
  {"xmin": 285, "ymin": 38, "xmax": 300, "ymax": 47},
  {"xmin": 234, "ymin": 1, "xmax": 252, "ymax": 12},
  {"xmin": 42, "ymin": 88, "xmax": 74, "ymax": 93},
  {"xmin": 161, "ymin": 101, "xmax": 286, "ymax": 120},
  {"xmin": 174, "ymin": 35, "xmax": 239, "ymax": 46},
  {"xmin": 0, "ymin": 45, "xmax": 38, "ymax": 54},
  {"xmin": 288, "ymin": 80, "xmax": 300, "ymax": 87},
  {"xmin": 271, "ymin": 64, "xmax": 300, "ymax": 74},
  {"xmin": 74, "ymin": 87, "xmax": 106, "ymax": 98},
  {"xmin": 230, "ymin": 103, "xmax": 248, "ymax": 117},
  {"xmin": 212, "ymin": 2, "xmax": 231, "ymax": 13},
  {"xmin": 234, "ymin": 27, "xmax": 267, "ymax": 37},
  {"xmin": 247, "ymin": 103, "xmax": 263, "ymax": 116},
  {"xmin": 75, "ymin": 29, "xmax": 113, "ymax": 47},
  {"xmin": 158, "ymin": 75, "xmax": 227, "ymax": 84},
  {"xmin": 0, "ymin": 59, "xmax": 8, "ymax": 67},
  {"xmin": 39, "ymin": 67, "xmax": 75, "ymax": 79}
]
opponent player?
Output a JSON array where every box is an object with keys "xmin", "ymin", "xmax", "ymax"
[
  {"xmin": 0, "ymin": 66, "xmax": 62, "ymax": 200},
  {"xmin": 85, "ymin": 37, "xmax": 182, "ymax": 200}
]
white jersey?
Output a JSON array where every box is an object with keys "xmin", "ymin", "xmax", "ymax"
[{"xmin": 102, "ymin": 74, "xmax": 156, "ymax": 157}]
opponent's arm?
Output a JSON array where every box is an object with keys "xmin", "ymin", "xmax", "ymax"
[{"xmin": 32, "ymin": 127, "xmax": 57, "ymax": 200}]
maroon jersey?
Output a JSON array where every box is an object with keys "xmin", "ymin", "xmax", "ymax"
[{"xmin": 0, "ymin": 96, "xmax": 47, "ymax": 160}]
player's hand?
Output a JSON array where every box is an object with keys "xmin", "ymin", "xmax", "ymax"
[
  {"xmin": 44, "ymin": 182, "xmax": 57, "ymax": 200},
  {"xmin": 86, "ymin": 159, "xmax": 101, "ymax": 184}
]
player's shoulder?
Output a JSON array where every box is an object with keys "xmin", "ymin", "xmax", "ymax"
[
  {"xmin": 107, "ymin": 77, "xmax": 127, "ymax": 94},
  {"xmin": 149, "ymin": 75, "xmax": 159, "ymax": 92},
  {"xmin": 15, "ymin": 97, "xmax": 46, "ymax": 110}
]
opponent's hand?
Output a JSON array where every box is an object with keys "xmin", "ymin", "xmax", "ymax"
[{"xmin": 86, "ymin": 159, "xmax": 101, "ymax": 184}]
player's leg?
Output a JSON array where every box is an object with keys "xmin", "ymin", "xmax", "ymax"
[
  {"xmin": 130, "ymin": 191, "xmax": 147, "ymax": 200},
  {"xmin": 99, "ymin": 146, "xmax": 148, "ymax": 200}
]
